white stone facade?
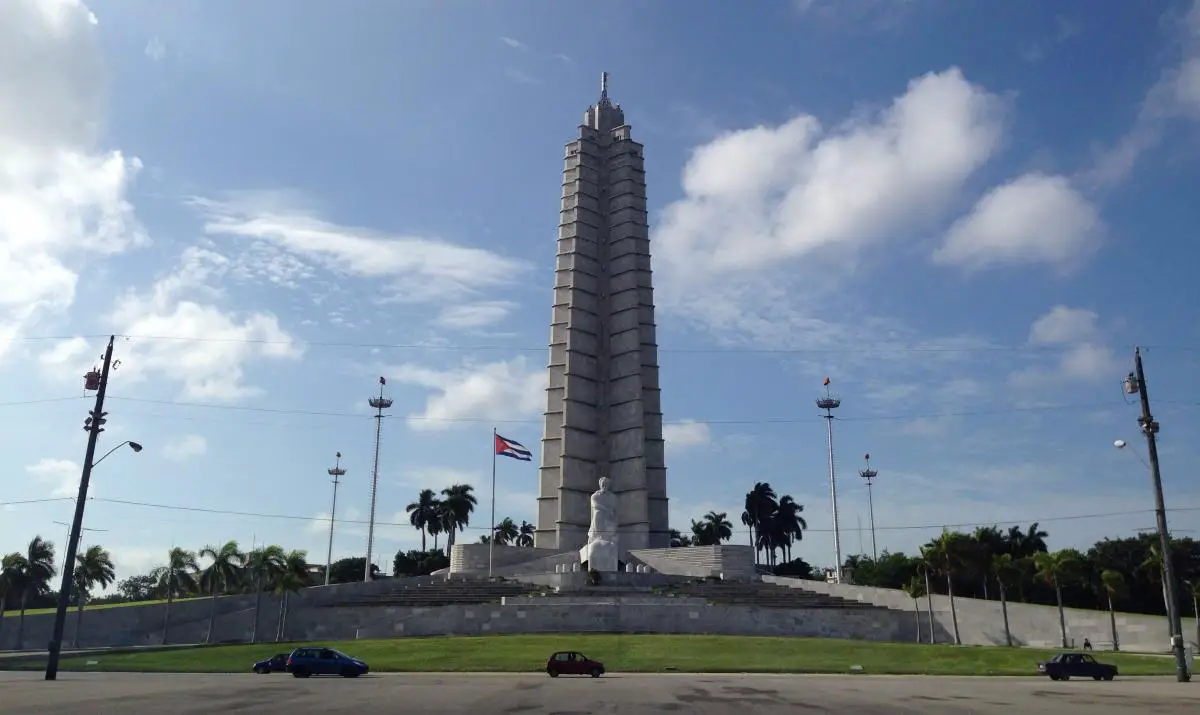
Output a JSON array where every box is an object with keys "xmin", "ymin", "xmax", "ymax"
[{"xmin": 536, "ymin": 74, "xmax": 669, "ymax": 552}]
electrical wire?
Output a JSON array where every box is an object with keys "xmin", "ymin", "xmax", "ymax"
[
  {"xmin": 16, "ymin": 496, "xmax": 1190, "ymax": 535},
  {"xmin": 3, "ymin": 332, "xmax": 1198, "ymax": 356}
]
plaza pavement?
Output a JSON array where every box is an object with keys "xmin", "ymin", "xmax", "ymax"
[{"xmin": 0, "ymin": 671, "xmax": 1196, "ymax": 713}]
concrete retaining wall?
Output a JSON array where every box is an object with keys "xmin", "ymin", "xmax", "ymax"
[
  {"xmin": 628, "ymin": 546, "xmax": 756, "ymax": 579},
  {"xmin": 765, "ymin": 576, "xmax": 1199, "ymax": 653},
  {"xmin": 450, "ymin": 544, "xmax": 560, "ymax": 573}
]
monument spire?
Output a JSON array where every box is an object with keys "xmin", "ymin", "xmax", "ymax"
[{"xmin": 600, "ymin": 71, "xmax": 609, "ymax": 102}]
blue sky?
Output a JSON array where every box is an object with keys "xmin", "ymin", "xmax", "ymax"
[{"xmin": 3, "ymin": 0, "xmax": 1200, "ymax": 584}]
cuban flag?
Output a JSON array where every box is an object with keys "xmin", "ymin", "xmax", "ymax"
[{"xmin": 495, "ymin": 433, "xmax": 532, "ymax": 462}]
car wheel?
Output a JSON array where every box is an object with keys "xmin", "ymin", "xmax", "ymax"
[
  {"xmin": 1060, "ymin": 675, "xmax": 1070, "ymax": 681},
  {"xmin": 1048, "ymin": 674, "xmax": 1059, "ymax": 681},
  {"xmin": 547, "ymin": 669, "xmax": 559, "ymax": 678},
  {"xmin": 292, "ymin": 669, "xmax": 310, "ymax": 678},
  {"xmin": 590, "ymin": 668, "xmax": 601, "ymax": 678},
  {"xmin": 1104, "ymin": 675, "xmax": 1115, "ymax": 681},
  {"xmin": 341, "ymin": 668, "xmax": 360, "ymax": 678}
]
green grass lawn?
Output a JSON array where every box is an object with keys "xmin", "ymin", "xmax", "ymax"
[
  {"xmin": 6, "ymin": 596, "xmax": 206, "ymax": 617},
  {"xmin": 0, "ymin": 635, "xmax": 1177, "ymax": 676}
]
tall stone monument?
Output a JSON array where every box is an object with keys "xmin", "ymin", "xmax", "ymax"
[{"xmin": 535, "ymin": 73, "xmax": 670, "ymax": 553}]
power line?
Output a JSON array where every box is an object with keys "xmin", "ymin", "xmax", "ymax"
[
  {"xmin": 5, "ymin": 333, "xmax": 1199, "ymax": 356},
  {"xmin": 43, "ymin": 496, "xmax": 1200, "ymax": 535},
  {"xmin": 0, "ymin": 497, "xmax": 75, "ymax": 508},
  {"xmin": 90, "ymin": 395, "xmax": 1200, "ymax": 427}
]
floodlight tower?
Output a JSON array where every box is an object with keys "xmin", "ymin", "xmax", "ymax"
[
  {"xmin": 325, "ymin": 451, "xmax": 346, "ymax": 586},
  {"xmin": 816, "ymin": 377, "xmax": 844, "ymax": 583},
  {"xmin": 859, "ymin": 453, "xmax": 879, "ymax": 561},
  {"xmin": 365, "ymin": 377, "xmax": 393, "ymax": 582}
]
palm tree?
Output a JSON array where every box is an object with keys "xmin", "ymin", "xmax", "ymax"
[
  {"xmin": 992, "ymin": 553, "xmax": 1019, "ymax": 647},
  {"xmin": 1033, "ymin": 549, "xmax": 1083, "ymax": 649},
  {"xmin": 1139, "ymin": 543, "xmax": 1171, "ymax": 619},
  {"xmin": 405, "ymin": 489, "xmax": 439, "ymax": 551},
  {"xmin": 15, "ymin": 535, "xmax": 56, "ymax": 650},
  {"xmin": 1100, "ymin": 569, "xmax": 1127, "ymax": 652},
  {"xmin": 774, "ymin": 496, "xmax": 807, "ymax": 562},
  {"xmin": 970, "ymin": 526, "xmax": 1003, "ymax": 600},
  {"xmin": 271, "ymin": 550, "xmax": 309, "ymax": 642},
  {"xmin": 427, "ymin": 511, "xmax": 445, "ymax": 551},
  {"xmin": 742, "ymin": 482, "xmax": 778, "ymax": 565},
  {"xmin": 245, "ymin": 545, "xmax": 286, "ymax": 644},
  {"xmin": 493, "ymin": 517, "xmax": 519, "ymax": 545},
  {"xmin": 154, "ymin": 547, "xmax": 199, "ymax": 645},
  {"xmin": 439, "ymin": 484, "xmax": 477, "ymax": 551},
  {"xmin": 71, "ymin": 545, "xmax": 115, "ymax": 647},
  {"xmin": 691, "ymin": 511, "xmax": 734, "ymax": 546},
  {"xmin": 902, "ymin": 576, "xmax": 926, "ymax": 644},
  {"xmin": 1184, "ymin": 579, "xmax": 1200, "ymax": 651},
  {"xmin": 0, "ymin": 553, "xmax": 22, "ymax": 642},
  {"xmin": 199, "ymin": 541, "xmax": 245, "ymax": 645},
  {"xmin": 669, "ymin": 529, "xmax": 693, "ymax": 548},
  {"xmin": 924, "ymin": 531, "xmax": 962, "ymax": 645},
  {"xmin": 517, "ymin": 521, "xmax": 535, "ymax": 547},
  {"xmin": 916, "ymin": 556, "xmax": 936, "ymax": 644}
]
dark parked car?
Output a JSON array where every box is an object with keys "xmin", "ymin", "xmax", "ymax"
[
  {"xmin": 285, "ymin": 646, "xmax": 370, "ymax": 678},
  {"xmin": 1037, "ymin": 652, "xmax": 1118, "ymax": 681},
  {"xmin": 546, "ymin": 651, "xmax": 605, "ymax": 678},
  {"xmin": 252, "ymin": 653, "xmax": 289, "ymax": 674}
]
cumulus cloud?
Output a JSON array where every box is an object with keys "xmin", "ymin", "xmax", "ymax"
[
  {"xmin": 109, "ymin": 247, "xmax": 303, "ymax": 401},
  {"xmin": 1010, "ymin": 305, "xmax": 1122, "ymax": 387},
  {"xmin": 935, "ymin": 173, "xmax": 1103, "ymax": 272},
  {"xmin": 435, "ymin": 301, "xmax": 517, "ymax": 330},
  {"xmin": 0, "ymin": 0, "xmax": 146, "ymax": 360},
  {"xmin": 650, "ymin": 67, "xmax": 1009, "ymax": 373},
  {"xmin": 162, "ymin": 434, "xmax": 207, "ymax": 461},
  {"xmin": 26, "ymin": 457, "xmax": 82, "ymax": 498},
  {"xmin": 662, "ymin": 420, "xmax": 711, "ymax": 452},
  {"xmin": 391, "ymin": 357, "xmax": 546, "ymax": 431}
]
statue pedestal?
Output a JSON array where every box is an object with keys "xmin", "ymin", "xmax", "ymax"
[{"xmin": 579, "ymin": 538, "xmax": 619, "ymax": 573}]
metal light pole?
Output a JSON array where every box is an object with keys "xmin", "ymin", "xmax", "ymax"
[
  {"xmin": 816, "ymin": 376, "xmax": 843, "ymax": 583},
  {"xmin": 1122, "ymin": 347, "xmax": 1190, "ymax": 682},
  {"xmin": 325, "ymin": 452, "xmax": 346, "ymax": 586},
  {"xmin": 365, "ymin": 377, "xmax": 392, "ymax": 582},
  {"xmin": 859, "ymin": 453, "xmax": 879, "ymax": 562}
]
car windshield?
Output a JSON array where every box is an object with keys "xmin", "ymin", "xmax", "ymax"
[{"xmin": 332, "ymin": 650, "xmax": 351, "ymax": 659}]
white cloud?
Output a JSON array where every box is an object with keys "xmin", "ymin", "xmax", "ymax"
[
  {"xmin": 1009, "ymin": 305, "xmax": 1122, "ymax": 387},
  {"xmin": 392, "ymin": 357, "xmax": 545, "ymax": 431},
  {"xmin": 190, "ymin": 193, "xmax": 531, "ymax": 306},
  {"xmin": 500, "ymin": 36, "xmax": 527, "ymax": 50},
  {"xmin": 398, "ymin": 466, "xmax": 481, "ymax": 491},
  {"xmin": 662, "ymin": 420, "xmax": 711, "ymax": 452},
  {"xmin": 37, "ymin": 336, "xmax": 93, "ymax": 380},
  {"xmin": 144, "ymin": 37, "xmax": 165, "ymax": 62},
  {"xmin": 109, "ymin": 247, "xmax": 303, "ymax": 401},
  {"xmin": 161, "ymin": 434, "xmax": 207, "ymax": 461},
  {"xmin": 1087, "ymin": 1, "xmax": 1200, "ymax": 186},
  {"xmin": 0, "ymin": 0, "xmax": 146, "ymax": 360},
  {"xmin": 653, "ymin": 68, "xmax": 1006, "ymax": 353},
  {"xmin": 1029, "ymin": 305, "xmax": 1100, "ymax": 345},
  {"xmin": 26, "ymin": 457, "xmax": 82, "ymax": 498},
  {"xmin": 435, "ymin": 301, "xmax": 516, "ymax": 330},
  {"xmin": 934, "ymin": 173, "xmax": 1103, "ymax": 272}
]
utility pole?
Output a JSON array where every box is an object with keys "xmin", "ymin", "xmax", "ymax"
[
  {"xmin": 365, "ymin": 377, "xmax": 392, "ymax": 583},
  {"xmin": 325, "ymin": 452, "xmax": 346, "ymax": 586},
  {"xmin": 1125, "ymin": 347, "xmax": 1190, "ymax": 682},
  {"xmin": 816, "ymin": 376, "xmax": 843, "ymax": 583},
  {"xmin": 46, "ymin": 336, "xmax": 115, "ymax": 681},
  {"xmin": 859, "ymin": 453, "xmax": 879, "ymax": 562}
]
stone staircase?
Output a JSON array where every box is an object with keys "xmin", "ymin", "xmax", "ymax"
[
  {"xmin": 659, "ymin": 580, "xmax": 889, "ymax": 610},
  {"xmin": 325, "ymin": 578, "xmax": 550, "ymax": 608}
]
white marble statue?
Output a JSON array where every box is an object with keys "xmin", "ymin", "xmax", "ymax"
[{"xmin": 579, "ymin": 476, "xmax": 620, "ymax": 572}]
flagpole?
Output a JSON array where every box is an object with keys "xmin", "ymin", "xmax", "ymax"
[{"xmin": 489, "ymin": 427, "xmax": 497, "ymax": 579}]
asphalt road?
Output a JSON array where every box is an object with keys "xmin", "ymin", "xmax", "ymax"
[{"xmin": 0, "ymin": 672, "xmax": 1196, "ymax": 714}]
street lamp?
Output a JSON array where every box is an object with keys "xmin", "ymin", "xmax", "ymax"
[
  {"xmin": 44, "ymin": 438, "xmax": 142, "ymax": 680},
  {"xmin": 325, "ymin": 452, "xmax": 346, "ymax": 587}
]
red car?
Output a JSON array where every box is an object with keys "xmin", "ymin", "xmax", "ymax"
[{"xmin": 546, "ymin": 651, "xmax": 606, "ymax": 678}]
